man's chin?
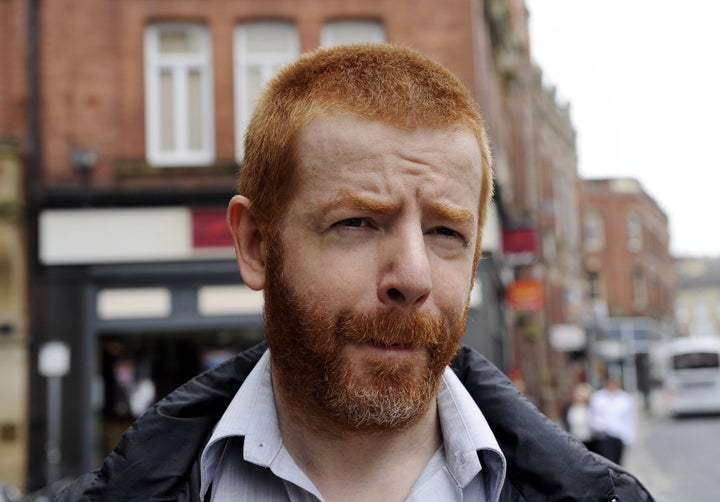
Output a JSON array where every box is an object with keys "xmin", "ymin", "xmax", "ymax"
[{"xmin": 313, "ymin": 350, "xmax": 441, "ymax": 432}]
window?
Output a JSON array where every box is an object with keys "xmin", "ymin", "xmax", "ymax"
[
  {"xmin": 627, "ymin": 211, "xmax": 643, "ymax": 252},
  {"xmin": 234, "ymin": 22, "xmax": 299, "ymax": 162},
  {"xmin": 588, "ymin": 271, "xmax": 603, "ymax": 299},
  {"xmin": 673, "ymin": 352, "xmax": 720, "ymax": 370},
  {"xmin": 583, "ymin": 211, "xmax": 605, "ymax": 251},
  {"xmin": 632, "ymin": 268, "xmax": 647, "ymax": 310},
  {"xmin": 320, "ymin": 20, "xmax": 386, "ymax": 47},
  {"xmin": 144, "ymin": 23, "xmax": 215, "ymax": 167},
  {"xmin": 554, "ymin": 172, "xmax": 579, "ymax": 248}
]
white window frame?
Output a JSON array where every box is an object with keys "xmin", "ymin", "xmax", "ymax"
[
  {"xmin": 144, "ymin": 23, "xmax": 215, "ymax": 167},
  {"xmin": 554, "ymin": 172, "xmax": 579, "ymax": 247},
  {"xmin": 632, "ymin": 268, "xmax": 648, "ymax": 310},
  {"xmin": 588, "ymin": 271, "xmax": 604, "ymax": 300},
  {"xmin": 583, "ymin": 210, "xmax": 605, "ymax": 251},
  {"xmin": 626, "ymin": 211, "xmax": 643, "ymax": 253},
  {"xmin": 320, "ymin": 19, "xmax": 386, "ymax": 47},
  {"xmin": 233, "ymin": 21, "xmax": 299, "ymax": 163}
]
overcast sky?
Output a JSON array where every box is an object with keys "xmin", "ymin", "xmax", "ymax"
[{"xmin": 524, "ymin": 0, "xmax": 720, "ymax": 257}]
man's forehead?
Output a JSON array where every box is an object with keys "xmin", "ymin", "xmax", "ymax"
[{"xmin": 295, "ymin": 113, "xmax": 482, "ymax": 164}]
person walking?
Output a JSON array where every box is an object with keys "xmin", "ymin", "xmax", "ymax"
[
  {"xmin": 565, "ymin": 382, "xmax": 594, "ymax": 450},
  {"xmin": 589, "ymin": 376, "xmax": 636, "ymax": 465}
]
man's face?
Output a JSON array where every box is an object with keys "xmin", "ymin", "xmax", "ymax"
[{"xmin": 263, "ymin": 114, "xmax": 484, "ymax": 433}]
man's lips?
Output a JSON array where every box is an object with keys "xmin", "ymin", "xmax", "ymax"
[{"xmin": 368, "ymin": 340, "xmax": 414, "ymax": 350}]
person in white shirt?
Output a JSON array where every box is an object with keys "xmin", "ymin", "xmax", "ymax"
[
  {"xmin": 589, "ymin": 376, "xmax": 637, "ymax": 465},
  {"xmin": 565, "ymin": 382, "xmax": 594, "ymax": 448}
]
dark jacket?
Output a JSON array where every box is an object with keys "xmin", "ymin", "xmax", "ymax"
[{"xmin": 57, "ymin": 344, "xmax": 654, "ymax": 501}]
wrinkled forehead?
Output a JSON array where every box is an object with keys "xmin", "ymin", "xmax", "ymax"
[
  {"xmin": 291, "ymin": 106, "xmax": 485, "ymax": 157},
  {"xmin": 293, "ymin": 113, "xmax": 484, "ymax": 177}
]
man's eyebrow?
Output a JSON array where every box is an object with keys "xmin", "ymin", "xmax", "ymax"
[
  {"xmin": 428, "ymin": 201, "xmax": 475, "ymax": 226},
  {"xmin": 321, "ymin": 190, "xmax": 399, "ymax": 214},
  {"xmin": 319, "ymin": 191, "xmax": 475, "ymax": 226}
]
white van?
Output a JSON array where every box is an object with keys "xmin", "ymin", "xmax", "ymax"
[{"xmin": 664, "ymin": 336, "xmax": 720, "ymax": 417}]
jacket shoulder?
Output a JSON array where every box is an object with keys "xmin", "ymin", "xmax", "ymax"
[{"xmin": 452, "ymin": 345, "xmax": 654, "ymax": 501}]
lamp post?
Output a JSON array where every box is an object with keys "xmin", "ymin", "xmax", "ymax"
[{"xmin": 38, "ymin": 341, "xmax": 71, "ymax": 495}]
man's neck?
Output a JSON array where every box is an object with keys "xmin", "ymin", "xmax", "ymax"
[{"xmin": 273, "ymin": 371, "xmax": 443, "ymax": 502}]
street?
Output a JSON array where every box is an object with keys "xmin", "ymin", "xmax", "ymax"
[{"xmin": 624, "ymin": 397, "xmax": 720, "ymax": 501}]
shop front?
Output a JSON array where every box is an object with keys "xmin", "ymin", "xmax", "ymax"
[{"xmin": 36, "ymin": 206, "xmax": 264, "ymax": 479}]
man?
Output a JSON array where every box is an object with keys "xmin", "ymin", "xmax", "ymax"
[
  {"xmin": 590, "ymin": 377, "xmax": 637, "ymax": 465},
  {"xmin": 58, "ymin": 44, "xmax": 653, "ymax": 501}
]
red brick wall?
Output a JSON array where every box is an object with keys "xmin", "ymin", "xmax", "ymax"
[
  {"xmin": 0, "ymin": 0, "xmax": 28, "ymax": 142},
  {"xmin": 582, "ymin": 179, "xmax": 674, "ymax": 319},
  {"xmin": 30, "ymin": 0, "xmax": 483, "ymax": 187}
]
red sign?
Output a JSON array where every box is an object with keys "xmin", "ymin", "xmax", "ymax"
[
  {"xmin": 192, "ymin": 208, "xmax": 234, "ymax": 248},
  {"xmin": 502, "ymin": 227, "xmax": 538, "ymax": 265},
  {"xmin": 506, "ymin": 279, "xmax": 544, "ymax": 309}
]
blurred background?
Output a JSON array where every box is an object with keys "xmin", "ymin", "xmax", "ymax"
[{"xmin": 1, "ymin": 0, "xmax": 719, "ymax": 499}]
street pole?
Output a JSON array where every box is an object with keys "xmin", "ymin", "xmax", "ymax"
[
  {"xmin": 46, "ymin": 375, "xmax": 62, "ymax": 490},
  {"xmin": 39, "ymin": 341, "xmax": 70, "ymax": 496},
  {"xmin": 621, "ymin": 320, "xmax": 638, "ymax": 394}
]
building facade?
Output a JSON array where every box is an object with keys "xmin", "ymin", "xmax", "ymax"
[
  {"xmin": 582, "ymin": 178, "xmax": 674, "ymax": 319},
  {"xmin": 0, "ymin": 0, "xmax": 601, "ymax": 489},
  {"xmin": 581, "ymin": 178, "xmax": 675, "ymax": 391},
  {"xmin": 675, "ymin": 257, "xmax": 720, "ymax": 338},
  {"xmin": 0, "ymin": 0, "xmax": 546, "ymax": 489},
  {"xmin": 0, "ymin": 141, "xmax": 28, "ymax": 491}
]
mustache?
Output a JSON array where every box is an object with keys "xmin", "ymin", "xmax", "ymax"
[{"xmin": 334, "ymin": 308, "xmax": 456, "ymax": 348}]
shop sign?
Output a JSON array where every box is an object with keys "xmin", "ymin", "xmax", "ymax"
[
  {"xmin": 502, "ymin": 226, "xmax": 538, "ymax": 265},
  {"xmin": 506, "ymin": 279, "xmax": 544, "ymax": 310},
  {"xmin": 192, "ymin": 208, "xmax": 234, "ymax": 248},
  {"xmin": 549, "ymin": 323, "xmax": 586, "ymax": 351}
]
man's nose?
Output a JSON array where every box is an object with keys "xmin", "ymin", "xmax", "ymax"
[{"xmin": 377, "ymin": 228, "xmax": 432, "ymax": 309}]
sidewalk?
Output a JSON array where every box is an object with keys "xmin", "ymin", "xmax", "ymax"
[{"xmin": 623, "ymin": 391, "xmax": 673, "ymax": 500}]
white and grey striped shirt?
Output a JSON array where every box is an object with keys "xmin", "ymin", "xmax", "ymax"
[{"xmin": 200, "ymin": 350, "xmax": 506, "ymax": 501}]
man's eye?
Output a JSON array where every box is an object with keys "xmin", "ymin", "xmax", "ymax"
[
  {"xmin": 336, "ymin": 218, "xmax": 369, "ymax": 228},
  {"xmin": 434, "ymin": 227, "xmax": 461, "ymax": 238}
]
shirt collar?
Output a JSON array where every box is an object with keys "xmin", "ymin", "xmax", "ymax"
[
  {"xmin": 200, "ymin": 350, "xmax": 285, "ymax": 499},
  {"xmin": 200, "ymin": 350, "xmax": 507, "ymax": 501},
  {"xmin": 438, "ymin": 368, "xmax": 507, "ymax": 498}
]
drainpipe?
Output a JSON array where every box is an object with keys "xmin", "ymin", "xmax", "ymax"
[{"xmin": 26, "ymin": 0, "xmax": 46, "ymax": 492}]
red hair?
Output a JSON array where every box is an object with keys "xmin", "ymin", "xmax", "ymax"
[{"xmin": 238, "ymin": 43, "xmax": 493, "ymax": 260}]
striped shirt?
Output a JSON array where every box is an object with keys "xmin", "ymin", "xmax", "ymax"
[{"xmin": 200, "ymin": 350, "xmax": 506, "ymax": 501}]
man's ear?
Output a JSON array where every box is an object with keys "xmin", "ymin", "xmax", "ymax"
[{"xmin": 227, "ymin": 195, "xmax": 267, "ymax": 291}]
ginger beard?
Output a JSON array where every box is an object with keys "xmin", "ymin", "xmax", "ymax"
[{"xmin": 263, "ymin": 241, "xmax": 469, "ymax": 434}]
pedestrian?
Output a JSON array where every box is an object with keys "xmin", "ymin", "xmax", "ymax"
[
  {"xmin": 57, "ymin": 43, "xmax": 653, "ymax": 501},
  {"xmin": 590, "ymin": 376, "xmax": 637, "ymax": 465},
  {"xmin": 565, "ymin": 382, "xmax": 595, "ymax": 450}
]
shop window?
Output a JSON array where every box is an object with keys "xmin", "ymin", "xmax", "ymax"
[
  {"xmin": 144, "ymin": 23, "xmax": 215, "ymax": 166},
  {"xmin": 234, "ymin": 21, "xmax": 299, "ymax": 161},
  {"xmin": 98, "ymin": 331, "xmax": 260, "ymax": 456}
]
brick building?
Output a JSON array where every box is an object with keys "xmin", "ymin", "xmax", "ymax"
[
  {"xmin": 582, "ymin": 178, "xmax": 674, "ymax": 319},
  {"xmin": 520, "ymin": 77, "xmax": 585, "ymax": 414},
  {"xmin": 0, "ymin": 0, "xmax": 31, "ymax": 490},
  {"xmin": 581, "ymin": 178, "xmax": 675, "ymax": 390},
  {"xmin": 675, "ymin": 257, "xmax": 720, "ymax": 338},
  {"xmin": 0, "ymin": 0, "xmax": 595, "ymax": 489},
  {"xmin": 1, "ymin": 0, "xmax": 517, "ymax": 489}
]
